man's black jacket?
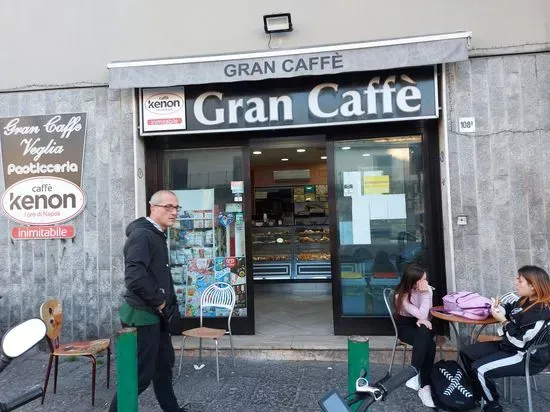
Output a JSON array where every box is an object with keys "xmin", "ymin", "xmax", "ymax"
[{"xmin": 123, "ymin": 217, "xmax": 176, "ymax": 314}]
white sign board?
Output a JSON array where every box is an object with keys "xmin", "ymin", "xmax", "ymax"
[
  {"xmin": 141, "ymin": 87, "xmax": 186, "ymax": 133},
  {"xmin": 458, "ymin": 117, "xmax": 476, "ymax": 133},
  {"xmin": 1, "ymin": 177, "xmax": 86, "ymax": 225}
]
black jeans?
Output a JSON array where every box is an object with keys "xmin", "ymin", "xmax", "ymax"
[
  {"xmin": 109, "ymin": 322, "xmax": 180, "ymax": 412},
  {"xmin": 396, "ymin": 316, "xmax": 436, "ymax": 387},
  {"xmin": 460, "ymin": 341, "xmax": 547, "ymax": 404}
]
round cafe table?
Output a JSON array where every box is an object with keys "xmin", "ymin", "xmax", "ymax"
[{"xmin": 430, "ymin": 305, "xmax": 499, "ymax": 357}]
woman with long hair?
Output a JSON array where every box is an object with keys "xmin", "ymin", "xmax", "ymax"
[
  {"xmin": 394, "ymin": 263, "xmax": 436, "ymax": 408},
  {"xmin": 460, "ymin": 265, "xmax": 550, "ymax": 412}
]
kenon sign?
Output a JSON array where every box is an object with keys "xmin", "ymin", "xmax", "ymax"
[
  {"xmin": 1, "ymin": 177, "xmax": 86, "ymax": 225},
  {"xmin": 140, "ymin": 66, "xmax": 438, "ymax": 135},
  {"xmin": 0, "ymin": 113, "xmax": 87, "ymax": 227}
]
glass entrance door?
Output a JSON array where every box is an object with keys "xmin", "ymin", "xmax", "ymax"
[{"xmin": 331, "ymin": 136, "xmax": 426, "ymax": 333}]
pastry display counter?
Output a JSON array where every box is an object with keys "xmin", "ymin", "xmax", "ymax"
[{"xmin": 252, "ymin": 226, "xmax": 331, "ymax": 280}]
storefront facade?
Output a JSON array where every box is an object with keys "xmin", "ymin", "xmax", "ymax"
[
  {"xmin": 1, "ymin": 1, "xmax": 549, "ymax": 340},
  {"xmin": 123, "ymin": 51, "xmax": 455, "ymax": 335}
]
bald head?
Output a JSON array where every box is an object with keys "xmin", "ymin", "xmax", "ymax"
[
  {"xmin": 149, "ymin": 190, "xmax": 177, "ymax": 205},
  {"xmin": 149, "ymin": 190, "xmax": 179, "ymax": 230}
]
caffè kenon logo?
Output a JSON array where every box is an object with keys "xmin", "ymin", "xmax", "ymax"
[{"xmin": 145, "ymin": 93, "xmax": 184, "ymax": 115}]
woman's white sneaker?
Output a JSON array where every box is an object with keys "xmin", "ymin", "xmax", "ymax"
[
  {"xmin": 405, "ymin": 374, "xmax": 420, "ymax": 391},
  {"xmin": 418, "ymin": 385, "xmax": 436, "ymax": 408}
]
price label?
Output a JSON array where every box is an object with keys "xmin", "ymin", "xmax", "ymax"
[{"xmin": 458, "ymin": 117, "xmax": 476, "ymax": 133}]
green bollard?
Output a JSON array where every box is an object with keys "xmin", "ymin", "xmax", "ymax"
[
  {"xmin": 348, "ymin": 336, "xmax": 369, "ymax": 411},
  {"xmin": 116, "ymin": 327, "xmax": 138, "ymax": 412}
]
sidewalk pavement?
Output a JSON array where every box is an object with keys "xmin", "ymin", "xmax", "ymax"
[{"xmin": 0, "ymin": 348, "xmax": 548, "ymax": 411}]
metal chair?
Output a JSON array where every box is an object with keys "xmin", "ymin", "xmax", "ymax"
[
  {"xmin": 39, "ymin": 299, "xmax": 110, "ymax": 406},
  {"xmin": 524, "ymin": 321, "xmax": 550, "ymax": 412},
  {"xmin": 383, "ymin": 288, "xmax": 409, "ymax": 374},
  {"xmin": 177, "ymin": 282, "xmax": 236, "ymax": 381}
]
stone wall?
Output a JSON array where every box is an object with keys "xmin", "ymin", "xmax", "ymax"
[
  {"xmin": 0, "ymin": 87, "xmax": 135, "ymax": 340},
  {"xmin": 445, "ymin": 53, "xmax": 550, "ymax": 297}
]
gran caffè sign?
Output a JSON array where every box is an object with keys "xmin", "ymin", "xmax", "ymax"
[
  {"xmin": 0, "ymin": 113, "xmax": 87, "ymax": 225},
  {"xmin": 140, "ymin": 66, "xmax": 438, "ymax": 135}
]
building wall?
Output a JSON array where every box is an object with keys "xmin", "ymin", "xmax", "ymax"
[
  {"xmin": 1, "ymin": 0, "xmax": 549, "ymax": 90},
  {"xmin": 0, "ymin": 88, "xmax": 136, "ymax": 340},
  {"xmin": 444, "ymin": 52, "xmax": 550, "ymax": 297}
]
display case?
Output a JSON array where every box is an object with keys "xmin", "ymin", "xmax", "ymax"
[
  {"xmin": 295, "ymin": 226, "xmax": 331, "ymax": 278},
  {"xmin": 252, "ymin": 225, "xmax": 331, "ymax": 280},
  {"xmin": 251, "ymin": 227, "xmax": 294, "ymax": 280}
]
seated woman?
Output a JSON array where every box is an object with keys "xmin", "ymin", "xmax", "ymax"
[
  {"xmin": 460, "ymin": 265, "xmax": 550, "ymax": 412},
  {"xmin": 394, "ymin": 263, "xmax": 436, "ymax": 408}
]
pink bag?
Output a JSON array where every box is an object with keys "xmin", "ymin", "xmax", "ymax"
[{"xmin": 442, "ymin": 291, "xmax": 492, "ymax": 320}]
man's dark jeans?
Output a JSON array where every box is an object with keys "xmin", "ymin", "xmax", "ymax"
[{"xmin": 108, "ymin": 322, "xmax": 180, "ymax": 412}]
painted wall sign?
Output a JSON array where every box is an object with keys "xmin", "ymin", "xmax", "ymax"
[
  {"xmin": 11, "ymin": 224, "xmax": 75, "ymax": 240},
  {"xmin": 0, "ymin": 113, "xmax": 87, "ymax": 228},
  {"xmin": 1, "ymin": 177, "xmax": 86, "ymax": 225},
  {"xmin": 0, "ymin": 113, "xmax": 87, "ymax": 187},
  {"xmin": 139, "ymin": 66, "xmax": 438, "ymax": 135}
]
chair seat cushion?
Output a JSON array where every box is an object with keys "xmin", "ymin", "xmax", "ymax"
[
  {"xmin": 54, "ymin": 338, "xmax": 110, "ymax": 356},
  {"xmin": 183, "ymin": 327, "xmax": 226, "ymax": 339}
]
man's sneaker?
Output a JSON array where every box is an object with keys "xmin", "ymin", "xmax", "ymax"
[
  {"xmin": 405, "ymin": 374, "xmax": 420, "ymax": 391},
  {"xmin": 418, "ymin": 385, "xmax": 436, "ymax": 408}
]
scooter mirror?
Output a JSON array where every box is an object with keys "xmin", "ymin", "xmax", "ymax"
[{"xmin": 1, "ymin": 318, "xmax": 47, "ymax": 359}]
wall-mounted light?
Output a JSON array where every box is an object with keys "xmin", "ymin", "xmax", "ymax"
[{"xmin": 263, "ymin": 13, "xmax": 293, "ymax": 34}]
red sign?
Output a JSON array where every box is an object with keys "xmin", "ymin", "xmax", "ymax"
[{"xmin": 11, "ymin": 225, "xmax": 75, "ymax": 240}]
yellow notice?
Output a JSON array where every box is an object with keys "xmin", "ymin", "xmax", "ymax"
[{"xmin": 363, "ymin": 175, "xmax": 390, "ymax": 194}]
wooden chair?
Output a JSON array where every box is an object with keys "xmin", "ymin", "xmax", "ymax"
[
  {"xmin": 178, "ymin": 282, "xmax": 236, "ymax": 381},
  {"xmin": 39, "ymin": 299, "xmax": 111, "ymax": 406}
]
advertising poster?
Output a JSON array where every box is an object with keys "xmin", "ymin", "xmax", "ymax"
[
  {"xmin": 185, "ymin": 258, "xmax": 215, "ymax": 317},
  {"xmin": 215, "ymin": 256, "xmax": 247, "ymax": 317}
]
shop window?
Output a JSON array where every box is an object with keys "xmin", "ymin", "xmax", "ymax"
[
  {"xmin": 333, "ymin": 136, "xmax": 425, "ymax": 316},
  {"xmin": 164, "ymin": 148, "xmax": 247, "ymax": 318}
]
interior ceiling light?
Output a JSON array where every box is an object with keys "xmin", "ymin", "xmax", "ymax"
[
  {"xmin": 252, "ymin": 151, "xmax": 262, "ymax": 155},
  {"xmin": 281, "ymin": 158, "xmax": 289, "ymax": 161},
  {"xmin": 362, "ymin": 153, "xmax": 371, "ymax": 157},
  {"xmin": 297, "ymin": 149, "xmax": 306, "ymax": 153},
  {"xmin": 320, "ymin": 156, "xmax": 327, "ymax": 160},
  {"xmin": 263, "ymin": 13, "xmax": 293, "ymax": 34},
  {"xmin": 342, "ymin": 146, "xmax": 351, "ymax": 150}
]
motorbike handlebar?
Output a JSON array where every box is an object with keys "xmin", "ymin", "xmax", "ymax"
[
  {"xmin": 356, "ymin": 366, "xmax": 417, "ymax": 412},
  {"xmin": 0, "ymin": 385, "xmax": 43, "ymax": 412}
]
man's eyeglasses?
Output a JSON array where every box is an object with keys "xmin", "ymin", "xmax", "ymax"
[{"xmin": 152, "ymin": 204, "xmax": 181, "ymax": 212}]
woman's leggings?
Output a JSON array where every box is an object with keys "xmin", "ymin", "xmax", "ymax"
[
  {"xmin": 396, "ymin": 316, "xmax": 436, "ymax": 387},
  {"xmin": 460, "ymin": 341, "xmax": 547, "ymax": 403}
]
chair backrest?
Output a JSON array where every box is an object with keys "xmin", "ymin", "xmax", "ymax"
[
  {"xmin": 383, "ymin": 288, "xmax": 399, "ymax": 336},
  {"xmin": 527, "ymin": 321, "xmax": 550, "ymax": 369},
  {"xmin": 39, "ymin": 299, "xmax": 63, "ymax": 351},
  {"xmin": 199, "ymin": 282, "xmax": 236, "ymax": 328}
]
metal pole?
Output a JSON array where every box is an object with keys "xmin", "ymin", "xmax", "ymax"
[
  {"xmin": 116, "ymin": 327, "xmax": 138, "ymax": 412},
  {"xmin": 348, "ymin": 336, "xmax": 369, "ymax": 411}
]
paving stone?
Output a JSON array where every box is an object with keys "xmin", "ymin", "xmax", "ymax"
[{"xmin": 1, "ymin": 349, "xmax": 548, "ymax": 411}]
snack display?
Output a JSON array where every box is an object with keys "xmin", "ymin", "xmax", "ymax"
[
  {"xmin": 252, "ymin": 225, "xmax": 331, "ymax": 278},
  {"xmin": 297, "ymin": 252, "xmax": 331, "ymax": 261}
]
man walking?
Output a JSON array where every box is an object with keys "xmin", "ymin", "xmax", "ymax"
[{"xmin": 109, "ymin": 190, "xmax": 188, "ymax": 412}]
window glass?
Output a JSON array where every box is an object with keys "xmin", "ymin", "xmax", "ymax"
[
  {"xmin": 164, "ymin": 148, "xmax": 247, "ymax": 318},
  {"xmin": 334, "ymin": 136, "xmax": 425, "ymax": 316}
]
